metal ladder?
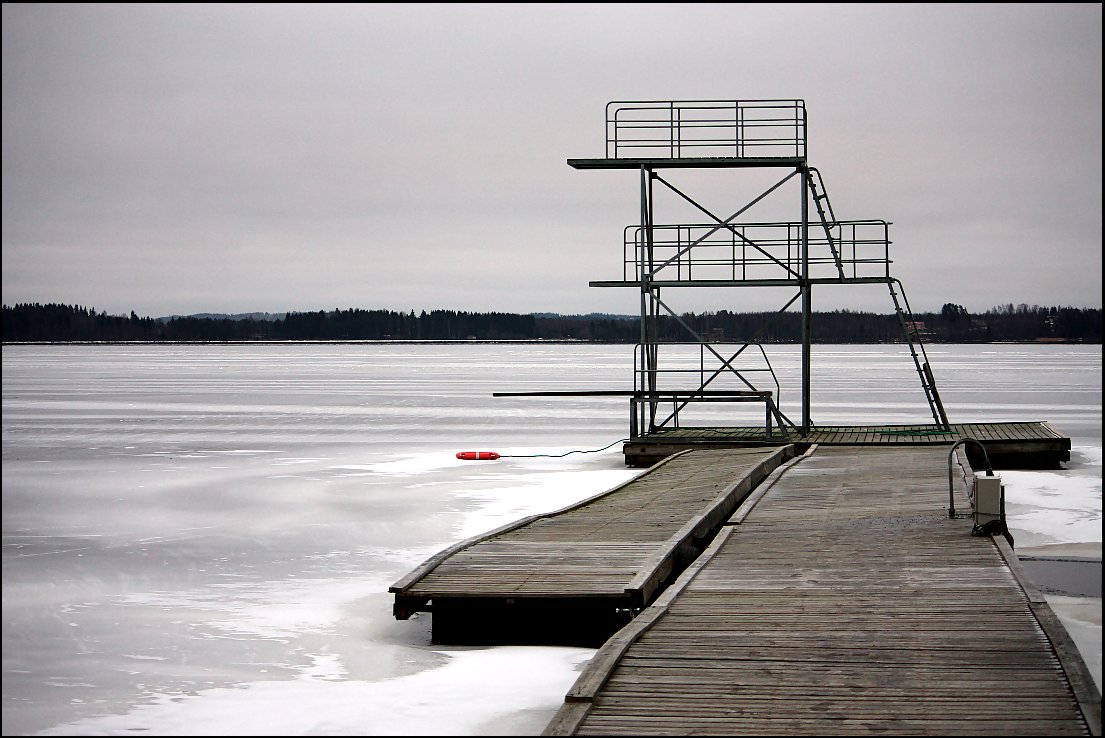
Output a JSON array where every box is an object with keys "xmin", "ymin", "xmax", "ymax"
[
  {"xmin": 888, "ymin": 278, "xmax": 950, "ymax": 428},
  {"xmin": 806, "ymin": 168, "xmax": 846, "ymax": 279}
]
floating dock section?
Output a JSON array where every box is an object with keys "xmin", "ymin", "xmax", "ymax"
[{"xmin": 391, "ymin": 446, "xmax": 795, "ymax": 646}]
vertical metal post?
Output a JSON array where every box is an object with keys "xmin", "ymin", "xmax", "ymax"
[
  {"xmin": 639, "ymin": 165, "xmax": 648, "ymax": 363},
  {"xmin": 800, "ymin": 166, "xmax": 811, "ymax": 435},
  {"xmin": 639, "ymin": 165, "xmax": 658, "ymax": 432},
  {"xmin": 646, "ymin": 168, "xmax": 658, "ymax": 430}
]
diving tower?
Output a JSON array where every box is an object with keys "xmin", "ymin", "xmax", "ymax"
[{"xmin": 569, "ymin": 99, "xmax": 948, "ymax": 441}]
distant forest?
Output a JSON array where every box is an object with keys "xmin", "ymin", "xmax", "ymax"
[{"xmin": 2, "ymin": 302, "xmax": 1101, "ymax": 344}]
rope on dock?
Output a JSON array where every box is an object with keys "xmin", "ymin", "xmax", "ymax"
[{"xmin": 500, "ymin": 438, "xmax": 630, "ymax": 458}]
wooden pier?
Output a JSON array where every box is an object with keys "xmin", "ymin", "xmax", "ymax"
[
  {"xmin": 544, "ymin": 445, "xmax": 1099, "ymax": 736},
  {"xmin": 390, "ymin": 435, "xmax": 1097, "ymax": 734}
]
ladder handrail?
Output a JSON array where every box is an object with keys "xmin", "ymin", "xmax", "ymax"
[
  {"xmin": 889, "ymin": 278, "xmax": 950, "ymax": 429},
  {"xmin": 806, "ymin": 167, "xmax": 846, "ymax": 279}
]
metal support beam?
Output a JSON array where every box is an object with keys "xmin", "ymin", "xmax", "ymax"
[
  {"xmin": 800, "ymin": 165, "xmax": 812, "ymax": 435},
  {"xmin": 639, "ymin": 165, "xmax": 661, "ymax": 432},
  {"xmin": 652, "ymin": 173, "xmax": 802, "ymax": 280}
]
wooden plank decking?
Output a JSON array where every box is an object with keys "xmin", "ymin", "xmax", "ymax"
[
  {"xmin": 391, "ymin": 445, "xmax": 795, "ymax": 645},
  {"xmin": 624, "ymin": 421, "xmax": 1071, "ymax": 468},
  {"xmin": 546, "ymin": 445, "xmax": 1099, "ymax": 736}
]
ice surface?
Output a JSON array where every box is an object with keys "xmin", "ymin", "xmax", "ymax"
[
  {"xmin": 36, "ymin": 646, "xmax": 597, "ymax": 737},
  {"xmin": 3, "ymin": 343, "xmax": 1100, "ymax": 735}
]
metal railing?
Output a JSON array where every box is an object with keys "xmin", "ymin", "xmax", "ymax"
[
  {"xmin": 605, "ymin": 100, "xmax": 807, "ymax": 160},
  {"xmin": 947, "ymin": 438, "xmax": 995, "ymax": 519},
  {"xmin": 631, "ymin": 342, "xmax": 794, "ymax": 436},
  {"xmin": 623, "ymin": 220, "xmax": 891, "ymax": 283},
  {"xmin": 629, "ymin": 391, "xmax": 788, "ymax": 440}
]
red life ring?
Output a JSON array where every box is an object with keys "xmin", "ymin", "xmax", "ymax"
[{"xmin": 456, "ymin": 451, "xmax": 500, "ymax": 461}]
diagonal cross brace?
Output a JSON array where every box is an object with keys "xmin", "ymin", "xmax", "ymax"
[{"xmin": 652, "ymin": 172, "xmax": 803, "ymax": 280}]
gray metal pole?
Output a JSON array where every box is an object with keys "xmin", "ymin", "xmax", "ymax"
[
  {"xmin": 801, "ymin": 166, "xmax": 811, "ymax": 435},
  {"xmin": 639, "ymin": 166, "xmax": 648, "ymax": 355},
  {"xmin": 639, "ymin": 165, "xmax": 648, "ymax": 434},
  {"xmin": 646, "ymin": 168, "xmax": 658, "ymax": 430}
]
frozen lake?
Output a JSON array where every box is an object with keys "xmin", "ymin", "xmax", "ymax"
[{"xmin": 2, "ymin": 343, "xmax": 1101, "ymax": 735}]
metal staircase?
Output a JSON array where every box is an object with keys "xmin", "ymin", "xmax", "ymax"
[
  {"xmin": 806, "ymin": 168, "xmax": 846, "ymax": 279},
  {"xmin": 889, "ymin": 278, "xmax": 950, "ymax": 428}
]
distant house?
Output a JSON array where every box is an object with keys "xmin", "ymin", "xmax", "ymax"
[{"xmin": 906, "ymin": 321, "xmax": 933, "ymax": 338}]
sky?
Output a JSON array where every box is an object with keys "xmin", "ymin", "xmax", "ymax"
[{"xmin": 2, "ymin": 3, "xmax": 1102, "ymax": 319}]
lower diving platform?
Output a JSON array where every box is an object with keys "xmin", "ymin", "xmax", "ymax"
[{"xmin": 623, "ymin": 421, "xmax": 1071, "ymax": 469}]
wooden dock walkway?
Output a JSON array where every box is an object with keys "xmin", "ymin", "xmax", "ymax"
[
  {"xmin": 623, "ymin": 420, "xmax": 1071, "ymax": 468},
  {"xmin": 545, "ymin": 445, "xmax": 1099, "ymax": 735},
  {"xmin": 391, "ymin": 446, "xmax": 795, "ymax": 645}
]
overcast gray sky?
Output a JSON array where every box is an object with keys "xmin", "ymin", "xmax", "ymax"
[{"xmin": 3, "ymin": 3, "xmax": 1101, "ymax": 317}]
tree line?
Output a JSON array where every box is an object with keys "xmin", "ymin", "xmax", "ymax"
[{"xmin": 2, "ymin": 302, "xmax": 1100, "ymax": 343}]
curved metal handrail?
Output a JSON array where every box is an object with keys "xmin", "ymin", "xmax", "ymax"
[{"xmin": 947, "ymin": 437, "xmax": 994, "ymax": 519}]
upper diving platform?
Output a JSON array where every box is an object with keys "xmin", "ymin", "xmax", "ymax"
[{"xmin": 568, "ymin": 99, "xmax": 807, "ymax": 170}]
